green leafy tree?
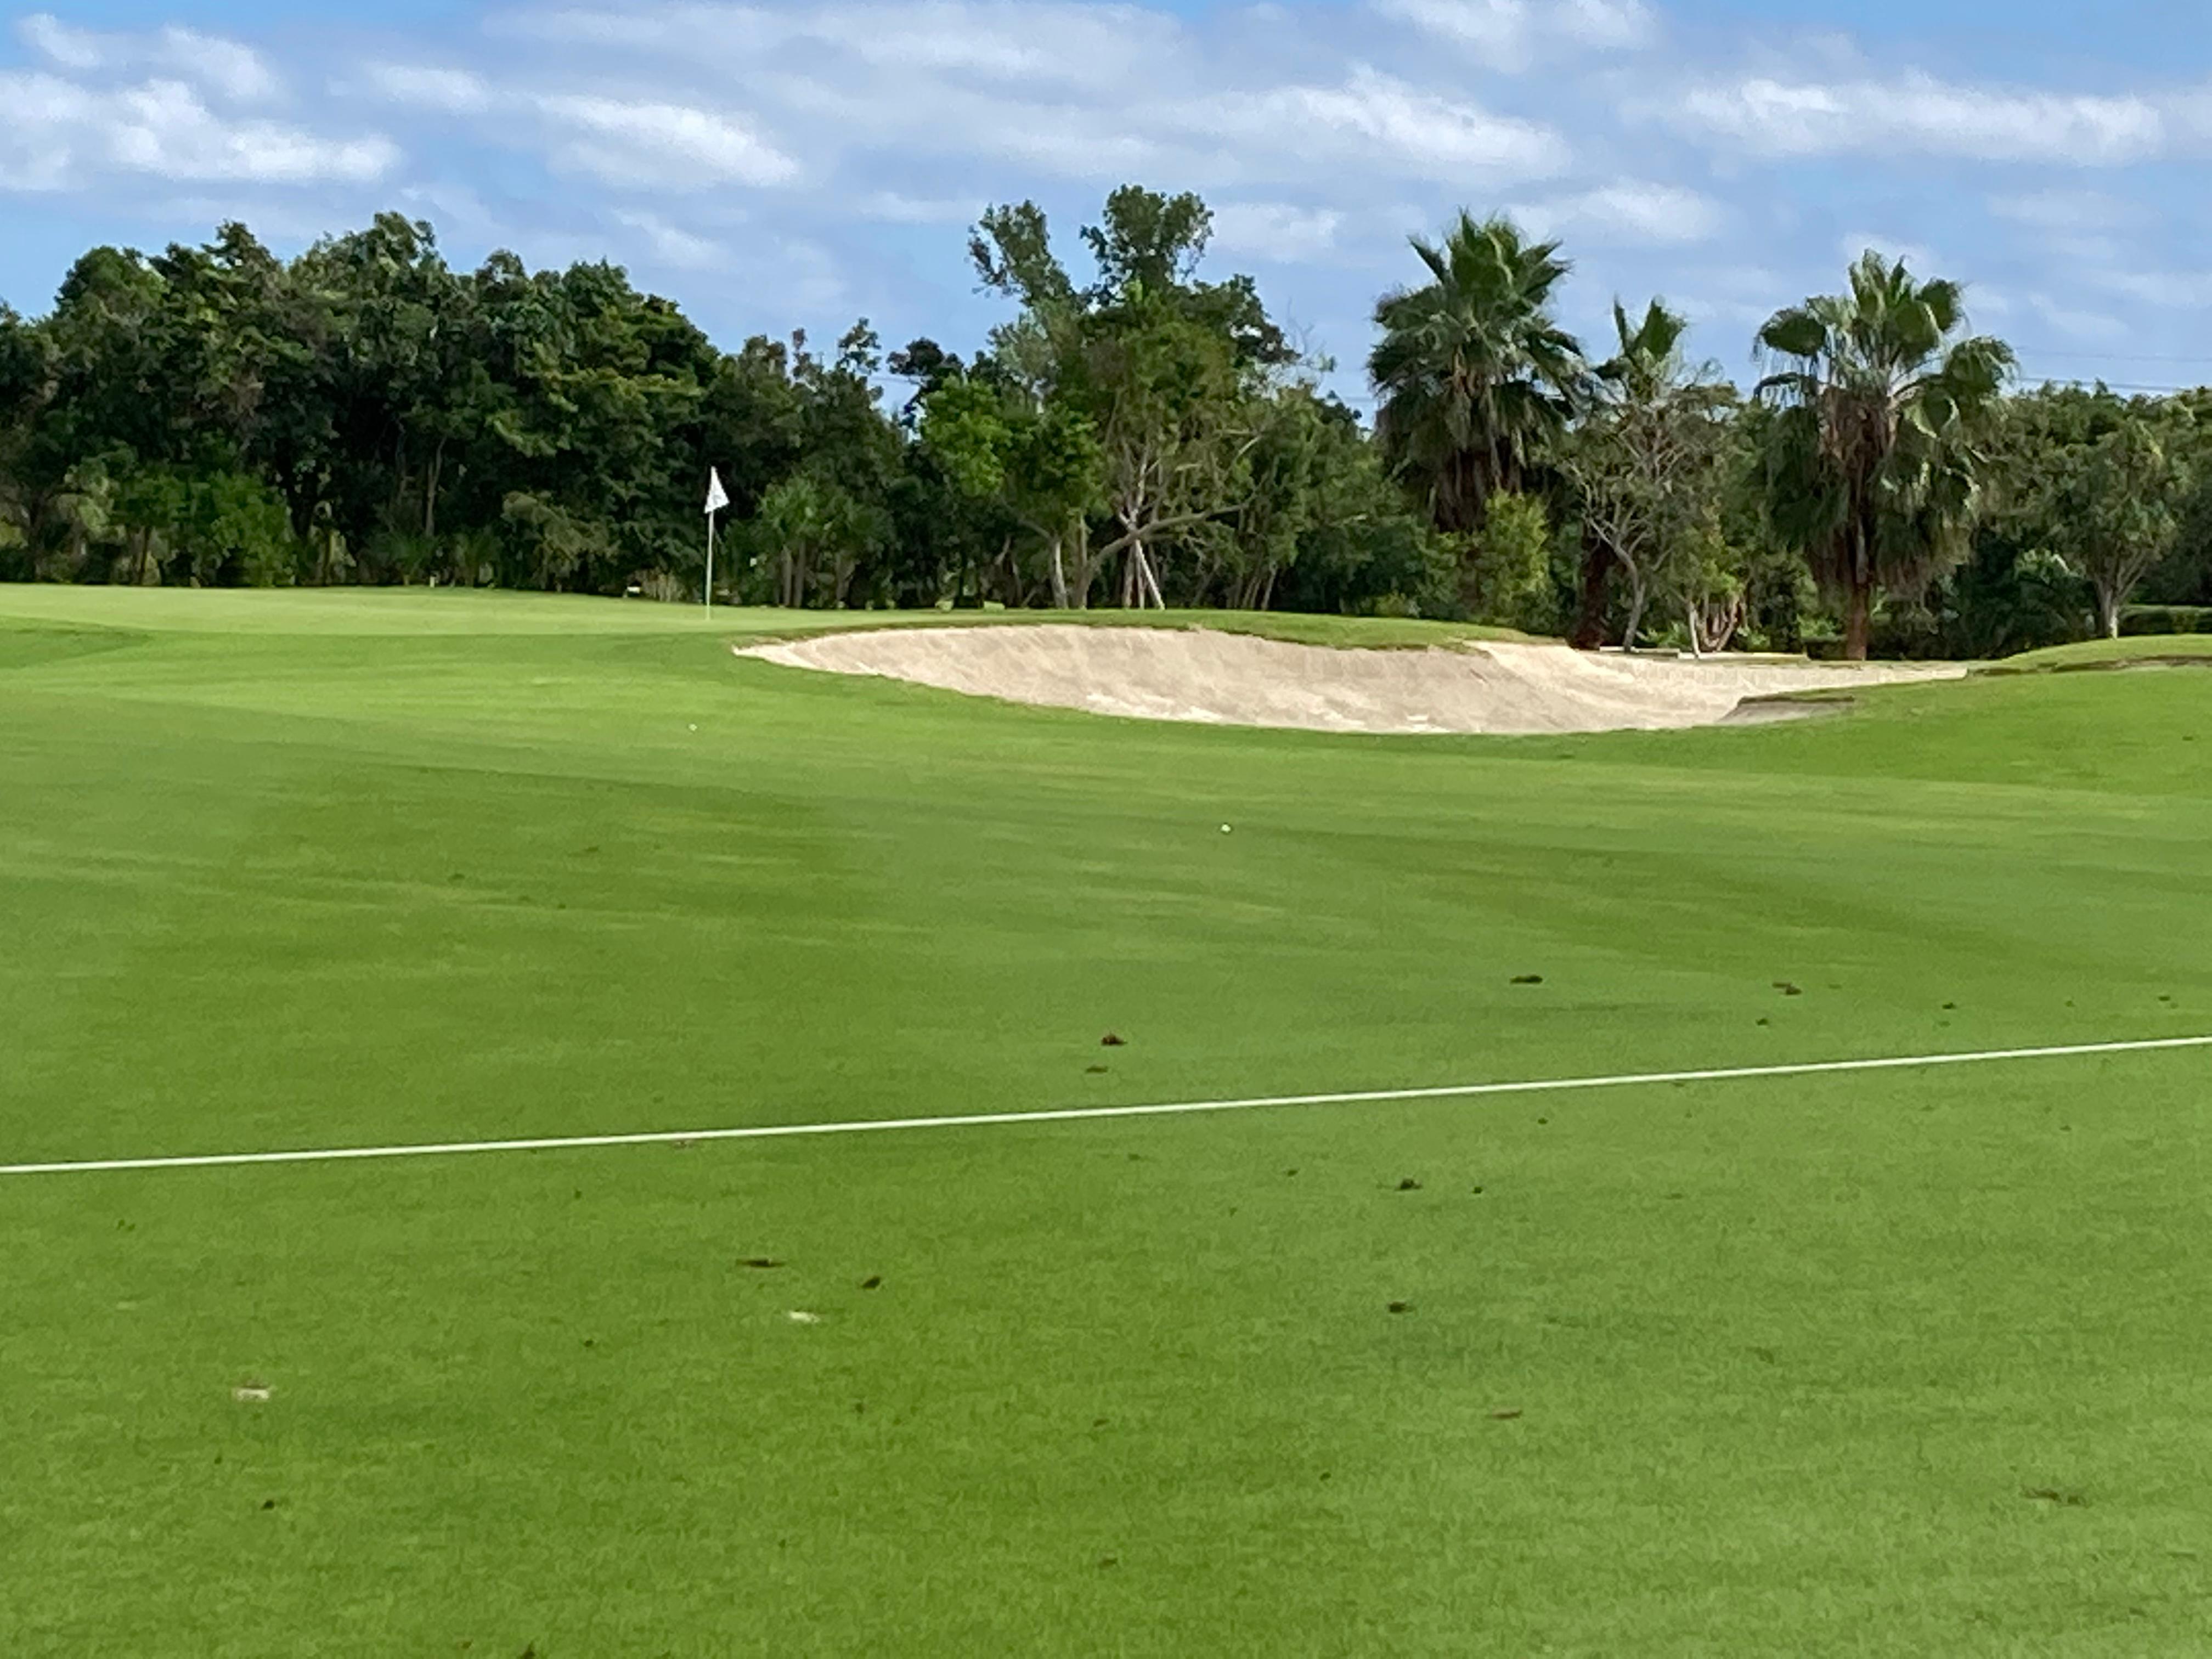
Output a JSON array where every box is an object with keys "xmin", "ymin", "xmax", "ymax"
[
  {"xmin": 1007, "ymin": 404, "xmax": 1108, "ymax": 607},
  {"xmin": 0, "ymin": 305, "xmax": 52, "ymax": 576},
  {"xmin": 1711, "ymin": 409, "xmax": 1816, "ymax": 653},
  {"xmin": 500, "ymin": 491, "xmax": 606, "ymax": 590},
  {"xmin": 919, "ymin": 377, "xmax": 1107, "ymax": 606},
  {"xmin": 47, "ymin": 456, "xmax": 119, "ymax": 580},
  {"xmin": 1660, "ymin": 513, "xmax": 1748, "ymax": 654},
  {"xmin": 1460, "ymin": 491, "xmax": 1555, "ymax": 630},
  {"xmin": 114, "ymin": 466, "xmax": 189, "ymax": 586},
  {"xmin": 969, "ymin": 189, "xmax": 1280, "ymax": 608},
  {"xmin": 2004, "ymin": 390, "xmax": 2193, "ymax": 639},
  {"xmin": 1564, "ymin": 299, "xmax": 1736, "ymax": 649},
  {"xmin": 177, "ymin": 470, "xmax": 297, "ymax": 586},
  {"xmin": 0, "ymin": 201, "xmax": 1447, "ymax": 621},
  {"xmin": 1271, "ymin": 408, "xmax": 1455, "ymax": 617},
  {"xmin": 1081, "ymin": 292, "xmax": 1254, "ymax": 607},
  {"xmin": 1203, "ymin": 388, "xmax": 1330, "ymax": 611},
  {"xmin": 1755, "ymin": 252, "xmax": 2015, "ymax": 659},
  {"xmin": 753, "ymin": 472, "xmax": 889, "ymax": 608}
]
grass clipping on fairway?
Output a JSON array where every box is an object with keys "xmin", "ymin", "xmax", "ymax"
[{"xmin": 742, "ymin": 623, "xmax": 1966, "ymax": 736}]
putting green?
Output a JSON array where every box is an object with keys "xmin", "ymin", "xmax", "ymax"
[{"xmin": 3, "ymin": 587, "xmax": 2208, "ymax": 1655}]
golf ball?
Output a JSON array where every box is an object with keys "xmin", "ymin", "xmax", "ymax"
[{"xmin": 1220, "ymin": 823, "xmax": 1232, "ymax": 833}]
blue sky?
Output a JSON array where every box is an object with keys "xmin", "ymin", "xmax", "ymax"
[{"xmin": 5, "ymin": 0, "xmax": 2211, "ymax": 402}]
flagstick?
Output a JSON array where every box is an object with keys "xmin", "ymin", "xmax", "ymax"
[{"xmin": 702, "ymin": 467, "xmax": 729, "ymax": 614}]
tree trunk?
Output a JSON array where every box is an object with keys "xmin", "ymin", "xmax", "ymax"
[
  {"xmin": 1135, "ymin": 544, "xmax": 1166, "ymax": 610},
  {"xmin": 1622, "ymin": 567, "xmax": 1649, "ymax": 653},
  {"xmin": 1570, "ymin": 527, "xmax": 1611, "ymax": 650},
  {"xmin": 2098, "ymin": 584, "xmax": 2122, "ymax": 640},
  {"xmin": 1068, "ymin": 521, "xmax": 1092, "ymax": 610},
  {"xmin": 1842, "ymin": 508, "xmax": 1875, "ymax": 661},
  {"xmin": 1696, "ymin": 596, "xmax": 1744, "ymax": 655},
  {"xmin": 424, "ymin": 438, "xmax": 444, "ymax": 540},
  {"xmin": 1048, "ymin": 535, "xmax": 1069, "ymax": 609},
  {"xmin": 1843, "ymin": 579, "xmax": 1872, "ymax": 661}
]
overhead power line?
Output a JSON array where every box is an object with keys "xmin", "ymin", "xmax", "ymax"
[{"xmin": 2008, "ymin": 347, "xmax": 2212, "ymax": 365}]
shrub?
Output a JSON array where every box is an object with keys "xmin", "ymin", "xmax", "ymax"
[
  {"xmin": 1459, "ymin": 493, "xmax": 1555, "ymax": 633},
  {"xmin": 2120, "ymin": 605, "xmax": 2212, "ymax": 636}
]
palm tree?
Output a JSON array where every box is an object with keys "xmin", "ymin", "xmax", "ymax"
[
  {"xmin": 1755, "ymin": 252, "xmax": 2014, "ymax": 659},
  {"xmin": 1369, "ymin": 213, "xmax": 1584, "ymax": 533},
  {"xmin": 1599, "ymin": 298, "xmax": 1693, "ymax": 408}
]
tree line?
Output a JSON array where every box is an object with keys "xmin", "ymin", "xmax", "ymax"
[{"xmin": 2, "ymin": 189, "xmax": 2209, "ymax": 658}]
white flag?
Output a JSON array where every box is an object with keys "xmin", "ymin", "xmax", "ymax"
[{"xmin": 703, "ymin": 467, "xmax": 730, "ymax": 516}]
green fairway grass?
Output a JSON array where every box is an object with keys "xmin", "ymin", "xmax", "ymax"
[{"xmin": 3, "ymin": 586, "xmax": 2209, "ymax": 1655}]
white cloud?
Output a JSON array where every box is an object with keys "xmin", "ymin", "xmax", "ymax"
[
  {"xmin": 536, "ymin": 96, "xmax": 802, "ymax": 188},
  {"xmin": 2093, "ymin": 268, "xmax": 2212, "ymax": 310},
  {"xmin": 612, "ymin": 208, "xmax": 729, "ymax": 269},
  {"xmin": 906, "ymin": 91, "xmax": 1166, "ymax": 179},
  {"xmin": 718, "ymin": 234, "xmax": 850, "ymax": 315},
  {"xmin": 1836, "ymin": 230, "xmax": 1940, "ymax": 269},
  {"xmin": 16, "ymin": 13, "xmax": 281, "ymax": 103},
  {"xmin": 1663, "ymin": 73, "xmax": 2165, "ymax": 165},
  {"xmin": 362, "ymin": 64, "xmax": 494, "ymax": 114},
  {"xmin": 111, "ymin": 83, "xmax": 391, "ymax": 181},
  {"xmin": 0, "ymin": 71, "xmax": 396, "ymax": 190},
  {"xmin": 1987, "ymin": 188, "xmax": 2137, "ymax": 231},
  {"xmin": 807, "ymin": 2, "xmax": 1180, "ymax": 83},
  {"xmin": 512, "ymin": 2, "xmax": 1182, "ymax": 87},
  {"xmin": 1373, "ymin": 0, "xmax": 1654, "ymax": 69},
  {"xmin": 159, "ymin": 28, "xmax": 282, "ymax": 103},
  {"xmin": 2028, "ymin": 294, "xmax": 2126, "ymax": 340},
  {"xmin": 1195, "ymin": 67, "xmax": 1568, "ymax": 184},
  {"xmin": 464, "ymin": 5, "xmax": 1569, "ymax": 190},
  {"xmin": 394, "ymin": 181, "xmax": 501, "ymax": 233},
  {"xmin": 1515, "ymin": 182, "xmax": 1723, "ymax": 245},
  {"xmin": 7, "ymin": 0, "xmax": 2212, "ymax": 400},
  {"xmin": 1555, "ymin": 0, "xmax": 1658, "ymax": 46},
  {"xmin": 1209, "ymin": 202, "xmax": 1345, "ymax": 261},
  {"xmin": 505, "ymin": 4, "xmax": 791, "ymax": 53},
  {"xmin": 16, "ymin": 13, "xmax": 101, "ymax": 70},
  {"xmin": 855, "ymin": 192, "xmax": 979, "ymax": 224}
]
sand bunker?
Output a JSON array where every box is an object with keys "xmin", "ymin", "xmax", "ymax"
[{"xmin": 740, "ymin": 625, "xmax": 1967, "ymax": 736}]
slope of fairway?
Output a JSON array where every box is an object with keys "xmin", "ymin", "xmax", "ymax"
[
  {"xmin": 3, "ymin": 589, "xmax": 2209, "ymax": 1657},
  {"xmin": 0, "ymin": 581, "xmax": 1523, "ymax": 650},
  {"xmin": 2002, "ymin": 633, "xmax": 2212, "ymax": 670}
]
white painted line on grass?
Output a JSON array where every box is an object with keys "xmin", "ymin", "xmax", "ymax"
[{"xmin": 4, "ymin": 1034, "xmax": 2208, "ymax": 1180}]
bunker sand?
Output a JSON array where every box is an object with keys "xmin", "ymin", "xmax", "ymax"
[{"xmin": 741, "ymin": 624, "xmax": 1967, "ymax": 736}]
